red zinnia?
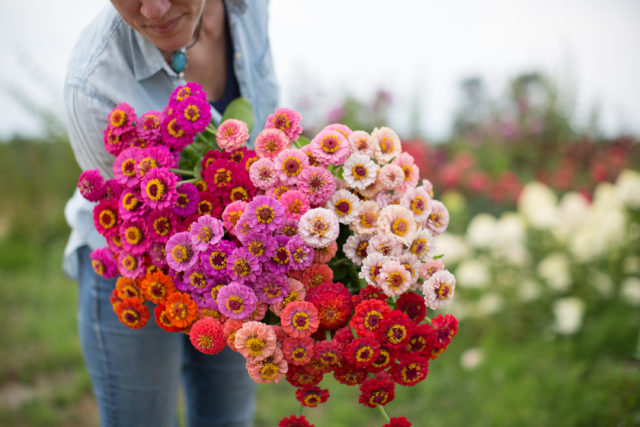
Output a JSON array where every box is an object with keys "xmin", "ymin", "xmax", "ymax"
[
  {"xmin": 189, "ymin": 317, "xmax": 225, "ymax": 355},
  {"xmin": 367, "ymin": 344, "xmax": 397, "ymax": 373},
  {"xmin": 278, "ymin": 414, "xmax": 315, "ymax": 427},
  {"xmin": 154, "ymin": 303, "xmax": 182, "ymax": 332},
  {"xmin": 383, "ymin": 416, "xmax": 412, "ymax": 427},
  {"xmin": 295, "ymin": 385, "xmax": 329, "ymax": 407},
  {"xmin": 396, "ymin": 291, "xmax": 426, "ymax": 324},
  {"xmin": 305, "ymin": 282, "xmax": 352, "ymax": 330},
  {"xmin": 345, "ymin": 335, "xmax": 380, "ymax": 368},
  {"xmin": 286, "ymin": 365, "xmax": 323, "ymax": 388},
  {"xmin": 430, "ymin": 313, "xmax": 459, "ymax": 351},
  {"xmin": 351, "ymin": 284, "xmax": 387, "ymax": 306},
  {"xmin": 376, "ymin": 310, "xmax": 414, "ymax": 350},
  {"xmin": 358, "ymin": 375, "xmax": 395, "ymax": 408},
  {"xmin": 313, "ymin": 339, "xmax": 343, "ymax": 372},
  {"xmin": 333, "ymin": 363, "xmax": 368, "ymax": 386},
  {"xmin": 391, "ymin": 355, "xmax": 429, "ymax": 386},
  {"xmin": 349, "ymin": 299, "xmax": 391, "ymax": 337}
]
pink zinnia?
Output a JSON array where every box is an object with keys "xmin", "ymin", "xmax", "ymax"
[
  {"xmin": 264, "ymin": 107, "xmax": 303, "ymax": 142},
  {"xmin": 189, "ymin": 214, "xmax": 224, "ymax": 252},
  {"xmin": 270, "ymin": 277, "xmax": 306, "ymax": 316},
  {"xmin": 78, "ymin": 169, "xmax": 105, "ymax": 202},
  {"xmin": 426, "ymin": 200, "xmax": 449, "ymax": 235},
  {"xmin": 217, "ymin": 118, "xmax": 249, "ymax": 151},
  {"xmin": 119, "ymin": 219, "xmax": 150, "ymax": 255},
  {"xmin": 249, "ymin": 157, "xmax": 278, "ymax": 190},
  {"xmin": 254, "ymin": 273, "xmax": 290, "ymax": 304},
  {"xmin": 113, "ymin": 147, "xmax": 142, "ymax": 189},
  {"xmin": 297, "ymin": 167, "xmax": 336, "ymax": 207},
  {"xmin": 165, "ymin": 231, "xmax": 197, "ymax": 272},
  {"xmin": 189, "ymin": 317, "xmax": 225, "ymax": 355},
  {"xmin": 221, "ymin": 200, "xmax": 247, "ymax": 234},
  {"xmin": 89, "ymin": 247, "xmax": 118, "ymax": 279},
  {"xmin": 108, "ymin": 102, "xmax": 136, "ymax": 133},
  {"xmin": 140, "ymin": 167, "xmax": 178, "ymax": 210},
  {"xmin": 245, "ymin": 346, "xmax": 288, "ymax": 384},
  {"xmin": 419, "ymin": 257, "xmax": 445, "ymax": 281},
  {"xmin": 217, "ymin": 282, "xmax": 257, "ymax": 320},
  {"xmin": 254, "ymin": 128, "xmax": 290, "ymax": 159},
  {"xmin": 279, "ymin": 190, "xmax": 310, "ymax": 221},
  {"xmin": 234, "ymin": 320, "xmax": 277, "ymax": 361},
  {"xmin": 135, "ymin": 146, "xmax": 176, "ymax": 180},
  {"xmin": 136, "ymin": 110, "xmax": 162, "ymax": 146},
  {"xmin": 378, "ymin": 164, "xmax": 405, "ymax": 191},
  {"xmin": 280, "ymin": 301, "xmax": 319, "ymax": 338},
  {"xmin": 117, "ymin": 252, "xmax": 146, "ymax": 279},
  {"xmin": 392, "ymin": 152, "xmax": 419, "ymax": 192},
  {"xmin": 176, "ymin": 96, "xmax": 212, "ymax": 135},
  {"xmin": 282, "ymin": 336, "xmax": 314, "ymax": 366},
  {"xmin": 173, "ymin": 183, "xmax": 200, "ymax": 217},
  {"xmin": 274, "ymin": 148, "xmax": 309, "ymax": 185},
  {"xmin": 309, "ymin": 129, "xmax": 350, "ymax": 166}
]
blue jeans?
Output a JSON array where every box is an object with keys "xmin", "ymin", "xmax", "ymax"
[{"xmin": 76, "ymin": 246, "xmax": 256, "ymax": 427}]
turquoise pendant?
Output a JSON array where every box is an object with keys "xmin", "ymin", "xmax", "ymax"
[{"xmin": 171, "ymin": 49, "xmax": 187, "ymax": 73}]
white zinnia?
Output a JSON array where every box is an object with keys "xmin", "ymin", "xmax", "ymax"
[
  {"xmin": 378, "ymin": 260, "xmax": 412, "ymax": 297},
  {"xmin": 327, "ymin": 189, "xmax": 360, "ymax": 225},
  {"xmin": 377, "ymin": 204, "xmax": 417, "ymax": 245},
  {"xmin": 342, "ymin": 153, "xmax": 378, "ymax": 190},
  {"xmin": 297, "ymin": 208, "xmax": 339, "ymax": 248},
  {"xmin": 371, "ymin": 126, "xmax": 402, "ymax": 163},
  {"xmin": 359, "ymin": 252, "xmax": 386, "ymax": 286},
  {"xmin": 614, "ymin": 169, "xmax": 640, "ymax": 209},
  {"xmin": 423, "ymin": 269, "xmax": 456, "ymax": 310},
  {"xmin": 537, "ymin": 252, "xmax": 572, "ymax": 293},
  {"xmin": 408, "ymin": 228, "xmax": 436, "ymax": 261}
]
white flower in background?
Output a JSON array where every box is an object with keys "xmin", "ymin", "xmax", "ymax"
[
  {"xmin": 554, "ymin": 191, "xmax": 590, "ymax": 243},
  {"xmin": 460, "ymin": 347, "xmax": 485, "ymax": 370},
  {"xmin": 552, "ymin": 297, "xmax": 586, "ymax": 335},
  {"xmin": 492, "ymin": 213, "xmax": 529, "ymax": 266},
  {"xmin": 518, "ymin": 181, "xmax": 558, "ymax": 229},
  {"xmin": 455, "ymin": 259, "xmax": 490, "ymax": 289},
  {"xmin": 433, "ymin": 233, "xmax": 470, "ymax": 265},
  {"xmin": 592, "ymin": 182, "xmax": 622, "ymax": 211},
  {"xmin": 476, "ymin": 293, "xmax": 505, "ymax": 316},
  {"xmin": 614, "ymin": 169, "xmax": 640, "ymax": 209},
  {"xmin": 466, "ymin": 213, "xmax": 496, "ymax": 249},
  {"xmin": 620, "ymin": 277, "xmax": 640, "ymax": 306},
  {"xmin": 537, "ymin": 252, "xmax": 572, "ymax": 293},
  {"xmin": 517, "ymin": 279, "xmax": 542, "ymax": 302},
  {"xmin": 623, "ymin": 256, "xmax": 640, "ymax": 275},
  {"xmin": 568, "ymin": 226, "xmax": 607, "ymax": 263},
  {"xmin": 589, "ymin": 270, "xmax": 614, "ymax": 297},
  {"xmin": 568, "ymin": 201, "xmax": 626, "ymax": 263}
]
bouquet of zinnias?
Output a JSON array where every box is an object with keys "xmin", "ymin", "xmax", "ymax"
[{"xmin": 78, "ymin": 82, "xmax": 458, "ymax": 427}]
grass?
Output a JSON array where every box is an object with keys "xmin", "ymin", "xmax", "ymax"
[{"xmin": 0, "ymin": 139, "xmax": 638, "ymax": 426}]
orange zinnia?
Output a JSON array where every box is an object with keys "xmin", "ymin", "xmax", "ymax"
[
  {"xmin": 140, "ymin": 270, "xmax": 176, "ymax": 304},
  {"xmin": 164, "ymin": 292, "xmax": 198, "ymax": 329}
]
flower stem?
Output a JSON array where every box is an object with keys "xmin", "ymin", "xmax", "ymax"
[
  {"xmin": 177, "ymin": 178, "xmax": 198, "ymax": 186},
  {"xmin": 297, "ymin": 404, "xmax": 304, "ymax": 416},
  {"xmin": 325, "ymin": 329, "xmax": 331, "ymax": 341},
  {"xmin": 378, "ymin": 405, "xmax": 391, "ymax": 423},
  {"xmin": 170, "ymin": 168, "xmax": 195, "ymax": 177}
]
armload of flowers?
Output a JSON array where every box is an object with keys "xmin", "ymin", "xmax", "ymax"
[{"xmin": 77, "ymin": 83, "xmax": 458, "ymax": 427}]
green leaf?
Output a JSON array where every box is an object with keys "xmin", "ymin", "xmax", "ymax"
[
  {"xmin": 221, "ymin": 97, "xmax": 255, "ymax": 134},
  {"xmin": 292, "ymin": 136, "xmax": 310, "ymax": 149}
]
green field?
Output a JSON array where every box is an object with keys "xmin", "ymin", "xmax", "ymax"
[{"xmin": 0, "ymin": 140, "xmax": 638, "ymax": 426}]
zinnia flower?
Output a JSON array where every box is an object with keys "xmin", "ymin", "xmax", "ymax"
[
  {"xmin": 164, "ymin": 291, "xmax": 198, "ymax": 329},
  {"xmin": 189, "ymin": 317, "xmax": 225, "ymax": 355},
  {"xmin": 216, "ymin": 282, "xmax": 257, "ymax": 319},
  {"xmin": 300, "ymin": 263, "xmax": 334, "ymax": 290},
  {"xmin": 226, "ymin": 247, "xmax": 262, "ymax": 284},
  {"xmin": 286, "ymin": 235, "xmax": 314, "ymax": 270},
  {"xmin": 234, "ymin": 320, "xmax": 278, "ymax": 361},
  {"xmin": 136, "ymin": 110, "xmax": 162, "ymax": 146},
  {"xmin": 281, "ymin": 301, "xmax": 319, "ymax": 338},
  {"xmin": 372, "ymin": 127, "xmax": 401, "ymax": 163},
  {"xmin": 305, "ymin": 282, "xmax": 352, "ymax": 330},
  {"xmin": 351, "ymin": 200, "xmax": 380, "ymax": 236},
  {"xmin": 423, "ymin": 270, "xmax": 456, "ymax": 310},
  {"xmin": 342, "ymin": 153, "xmax": 378, "ymax": 190},
  {"xmin": 113, "ymin": 147, "xmax": 142, "ymax": 189},
  {"xmin": 278, "ymin": 414, "xmax": 314, "ymax": 427},
  {"xmin": 243, "ymin": 195, "xmax": 285, "ymax": 234},
  {"xmin": 282, "ymin": 336, "xmax": 315, "ymax": 366},
  {"xmin": 383, "ymin": 417, "xmax": 412, "ymax": 427},
  {"xmin": 140, "ymin": 270, "xmax": 176, "ymax": 303},
  {"xmin": 175, "ymin": 95, "xmax": 212, "ymax": 135},
  {"xmin": 254, "ymin": 273, "xmax": 290, "ymax": 304},
  {"xmin": 114, "ymin": 297, "xmax": 150, "ymax": 329},
  {"xmin": 378, "ymin": 260, "xmax": 412, "ymax": 297},
  {"xmin": 255, "ymin": 128, "xmax": 290, "ymax": 159},
  {"xmin": 249, "ymin": 157, "xmax": 278, "ymax": 189},
  {"xmin": 199, "ymin": 240, "xmax": 236, "ymax": 279},
  {"xmin": 221, "ymin": 200, "xmax": 247, "ymax": 234},
  {"xmin": 408, "ymin": 229, "xmax": 435, "ymax": 261},
  {"xmin": 78, "ymin": 169, "xmax": 105, "ymax": 202},
  {"xmin": 378, "ymin": 164, "xmax": 405, "ymax": 191},
  {"xmin": 376, "ymin": 310, "xmax": 414, "ymax": 349},
  {"xmin": 166, "ymin": 231, "xmax": 197, "ymax": 272},
  {"xmin": 349, "ymin": 299, "xmax": 391, "ymax": 337},
  {"xmin": 348, "ymin": 130, "xmax": 380, "ymax": 158},
  {"xmin": 89, "ymin": 247, "xmax": 118, "ymax": 279},
  {"xmin": 189, "ymin": 214, "xmax": 224, "ymax": 252},
  {"xmin": 309, "ymin": 129, "xmax": 350, "ymax": 166},
  {"xmin": 426, "ymin": 199, "xmax": 450, "ymax": 235},
  {"xmin": 246, "ymin": 346, "xmax": 288, "ymax": 383},
  {"xmin": 358, "ymin": 375, "xmax": 395, "ymax": 408},
  {"xmin": 264, "ymin": 107, "xmax": 303, "ymax": 142},
  {"xmin": 391, "ymin": 355, "xmax": 429, "ymax": 386},
  {"xmin": 279, "ymin": 191, "xmax": 310, "ymax": 221},
  {"xmin": 378, "ymin": 205, "xmax": 417, "ymax": 245},
  {"xmin": 140, "ymin": 167, "xmax": 178, "ymax": 210},
  {"xmin": 173, "ymin": 182, "xmax": 200, "ymax": 217},
  {"xmin": 345, "ymin": 335, "xmax": 380, "ymax": 368},
  {"xmin": 274, "ymin": 148, "xmax": 309, "ymax": 185},
  {"xmin": 327, "ymin": 189, "xmax": 360, "ymax": 224},
  {"xmin": 298, "ymin": 208, "xmax": 339, "ymax": 249},
  {"xmin": 216, "ymin": 118, "xmax": 249, "ymax": 151},
  {"xmin": 343, "ymin": 235, "xmax": 369, "ymax": 266},
  {"xmin": 297, "ymin": 167, "xmax": 336, "ymax": 206},
  {"xmin": 295, "ymin": 385, "xmax": 329, "ymax": 408}
]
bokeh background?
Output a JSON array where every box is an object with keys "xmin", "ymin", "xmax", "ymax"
[{"xmin": 1, "ymin": 1, "xmax": 639, "ymax": 426}]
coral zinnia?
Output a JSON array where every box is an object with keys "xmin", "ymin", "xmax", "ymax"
[
  {"xmin": 305, "ymin": 282, "xmax": 352, "ymax": 330},
  {"xmin": 189, "ymin": 317, "xmax": 225, "ymax": 355},
  {"xmin": 280, "ymin": 301, "xmax": 319, "ymax": 338},
  {"xmin": 234, "ymin": 321, "xmax": 277, "ymax": 361}
]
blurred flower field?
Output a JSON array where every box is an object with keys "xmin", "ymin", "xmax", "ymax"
[{"xmin": 1, "ymin": 71, "xmax": 639, "ymax": 426}]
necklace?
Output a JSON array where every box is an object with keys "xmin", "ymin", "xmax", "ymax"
[{"xmin": 170, "ymin": 15, "xmax": 204, "ymax": 74}]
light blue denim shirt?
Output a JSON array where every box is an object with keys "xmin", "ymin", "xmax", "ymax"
[{"xmin": 63, "ymin": 0, "xmax": 279, "ymax": 279}]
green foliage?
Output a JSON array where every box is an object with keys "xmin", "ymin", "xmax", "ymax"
[{"xmin": 221, "ymin": 97, "xmax": 255, "ymax": 134}]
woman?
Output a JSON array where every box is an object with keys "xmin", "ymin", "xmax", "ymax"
[{"xmin": 63, "ymin": 1, "xmax": 278, "ymax": 425}]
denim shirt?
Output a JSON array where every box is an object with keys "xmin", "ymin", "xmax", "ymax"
[{"xmin": 62, "ymin": 0, "xmax": 279, "ymax": 280}]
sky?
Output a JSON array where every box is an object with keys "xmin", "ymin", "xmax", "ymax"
[{"xmin": 1, "ymin": 0, "xmax": 639, "ymax": 140}]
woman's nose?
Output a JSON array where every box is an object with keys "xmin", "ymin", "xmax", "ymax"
[{"xmin": 140, "ymin": 0, "xmax": 172, "ymax": 21}]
